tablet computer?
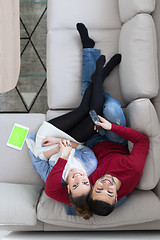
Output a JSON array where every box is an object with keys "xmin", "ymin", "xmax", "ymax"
[{"xmin": 7, "ymin": 123, "xmax": 29, "ymax": 150}]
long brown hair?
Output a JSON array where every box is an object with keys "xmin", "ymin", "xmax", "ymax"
[{"xmin": 68, "ymin": 191, "xmax": 92, "ymax": 220}]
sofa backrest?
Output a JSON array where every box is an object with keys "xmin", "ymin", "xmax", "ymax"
[
  {"xmin": 47, "ymin": 0, "xmax": 158, "ymax": 110},
  {"xmin": 152, "ymin": 0, "xmax": 160, "ymax": 121},
  {"xmin": 119, "ymin": 13, "xmax": 158, "ymax": 105},
  {"xmin": 118, "ymin": 0, "xmax": 156, "ymax": 23},
  {"xmin": 47, "ymin": 0, "xmax": 124, "ymax": 109}
]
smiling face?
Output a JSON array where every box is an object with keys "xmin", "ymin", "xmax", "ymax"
[
  {"xmin": 91, "ymin": 174, "xmax": 118, "ymax": 205},
  {"xmin": 67, "ymin": 168, "xmax": 91, "ymax": 197}
]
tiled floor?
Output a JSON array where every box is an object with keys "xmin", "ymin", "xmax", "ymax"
[
  {"xmin": 0, "ymin": 0, "xmax": 48, "ymax": 113},
  {"xmin": 1, "ymin": 231, "xmax": 160, "ymax": 240}
]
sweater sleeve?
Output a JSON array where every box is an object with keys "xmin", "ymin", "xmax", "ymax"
[
  {"xmin": 29, "ymin": 150, "xmax": 52, "ymax": 183},
  {"xmin": 45, "ymin": 158, "xmax": 70, "ymax": 205},
  {"xmin": 111, "ymin": 124, "xmax": 149, "ymax": 167}
]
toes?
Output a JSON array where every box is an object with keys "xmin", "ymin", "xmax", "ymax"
[
  {"xmin": 110, "ymin": 54, "xmax": 122, "ymax": 65},
  {"xmin": 96, "ymin": 55, "xmax": 106, "ymax": 70}
]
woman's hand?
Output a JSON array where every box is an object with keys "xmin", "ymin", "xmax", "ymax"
[
  {"xmin": 41, "ymin": 136, "xmax": 61, "ymax": 147},
  {"xmin": 43, "ymin": 145, "xmax": 60, "ymax": 160},
  {"xmin": 59, "ymin": 139, "xmax": 72, "ymax": 160},
  {"xmin": 94, "ymin": 115, "xmax": 112, "ymax": 131}
]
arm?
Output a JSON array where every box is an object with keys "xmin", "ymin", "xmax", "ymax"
[
  {"xmin": 96, "ymin": 115, "xmax": 149, "ymax": 146},
  {"xmin": 96, "ymin": 116, "xmax": 149, "ymax": 165},
  {"xmin": 45, "ymin": 140, "xmax": 72, "ymax": 205},
  {"xmin": 42, "ymin": 137, "xmax": 78, "ymax": 159},
  {"xmin": 111, "ymin": 123, "xmax": 149, "ymax": 164},
  {"xmin": 42, "ymin": 136, "xmax": 78, "ymax": 149},
  {"xmin": 75, "ymin": 146, "xmax": 98, "ymax": 176},
  {"xmin": 43, "ymin": 145, "xmax": 60, "ymax": 160},
  {"xmin": 45, "ymin": 158, "xmax": 71, "ymax": 204},
  {"xmin": 41, "ymin": 136, "xmax": 61, "ymax": 147},
  {"xmin": 28, "ymin": 150, "xmax": 52, "ymax": 183}
]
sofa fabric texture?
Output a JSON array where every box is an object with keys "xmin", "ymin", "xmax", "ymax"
[
  {"xmin": 0, "ymin": 114, "xmax": 45, "ymax": 186},
  {"xmin": 47, "ymin": 0, "xmax": 121, "ymax": 30},
  {"xmin": 125, "ymin": 99, "xmax": 160, "ymax": 190},
  {"xmin": 47, "ymin": 0, "xmax": 125, "ymax": 109},
  {"xmin": 119, "ymin": 14, "xmax": 158, "ymax": 105},
  {"xmin": 0, "ymin": 183, "xmax": 42, "ymax": 226},
  {"xmin": 118, "ymin": 0, "xmax": 156, "ymax": 23},
  {"xmin": 37, "ymin": 190, "xmax": 160, "ymax": 229}
]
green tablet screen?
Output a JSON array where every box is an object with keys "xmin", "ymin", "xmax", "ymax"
[{"xmin": 8, "ymin": 124, "xmax": 29, "ymax": 149}]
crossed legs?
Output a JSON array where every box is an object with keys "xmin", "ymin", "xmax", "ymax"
[
  {"xmin": 48, "ymin": 55, "xmax": 105, "ymax": 142},
  {"xmin": 48, "ymin": 23, "xmax": 122, "ymax": 142}
]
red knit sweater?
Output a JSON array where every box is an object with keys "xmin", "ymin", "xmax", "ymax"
[{"xmin": 45, "ymin": 124, "xmax": 149, "ymax": 204}]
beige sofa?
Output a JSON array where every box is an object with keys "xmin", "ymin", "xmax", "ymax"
[{"xmin": 0, "ymin": 0, "xmax": 160, "ymax": 231}]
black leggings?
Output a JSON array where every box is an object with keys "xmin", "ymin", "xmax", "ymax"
[{"xmin": 48, "ymin": 56, "xmax": 104, "ymax": 142}]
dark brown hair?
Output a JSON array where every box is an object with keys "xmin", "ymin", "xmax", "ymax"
[
  {"xmin": 88, "ymin": 194, "xmax": 116, "ymax": 216},
  {"xmin": 68, "ymin": 191, "xmax": 92, "ymax": 220}
]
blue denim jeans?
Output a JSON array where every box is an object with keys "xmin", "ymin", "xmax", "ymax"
[
  {"xmin": 81, "ymin": 48, "xmax": 101, "ymax": 95},
  {"xmin": 82, "ymin": 48, "xmax": 127, "ymax": 148}
]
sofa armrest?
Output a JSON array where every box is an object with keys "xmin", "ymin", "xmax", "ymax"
[
  {"xmin": 119, "ymin": 13, "xmax": 159, "ymax": 106},
  {"xmin": 118, "ymin": 0, "xmax": 156, "ymax": 23},
  {"xmin": 153, "ymin": 179, "xmax": 160, "ymax": 198},
  {"xmin": 125, "ymin": 98, "xmax": 160, "ymax": 190}
]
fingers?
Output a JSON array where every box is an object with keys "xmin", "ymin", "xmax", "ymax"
[
  {"xmin": 95, "ymin": 121, "xmax": 101, "ymax": 126},
  {"xmin": 94, "ymin": 125, "xmax": 100, "ymax": 132},
  {"xmin": 60, "ymin": 139, "xmax": 72, "ymax": 147},
  {"xmin": 95, "ymin": 120, "xmax": 103, "ymax": 127},
  {"xmin": 41, "ymin": 137, "xmax": 50, "ymax": 147},
  {"xmin": 98, "ymin": 115, "xmax": 106, "ymax": 122},
  {"xmin": 94, "ymin": 115, "xmax": 107, "ymax": 132},
  {"xmin": 59, "ymin": 139, "xmax": 72, "ymax": 160}
]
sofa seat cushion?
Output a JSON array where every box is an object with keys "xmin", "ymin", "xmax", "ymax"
[
  {"xmin": 0, "ymin": 114, "xmax": 45, "ymax": 186},
  {"xmin": 37, "ymin": 190, "xmax": 160, "ymax": 229},
  {"xmin": 0, "ymin": 183, "xmax": 42, "ymax": 226},
  {"xmin": 47, "ymin": 29, "xmax": 125, "ymax": 109}
]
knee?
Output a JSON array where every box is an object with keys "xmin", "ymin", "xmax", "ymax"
[
  {"xmin": 103, "ymin": 98, "xmax": 126, "ymax": 126},
  {"xmin": 103, "ymin": 98, "xmax": 120, "ymax": 117}
]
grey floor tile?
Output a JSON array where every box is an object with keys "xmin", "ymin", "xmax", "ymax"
[{"xmin": 3, "ymin": 231, "xmax": 160, "ymax": 240}]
